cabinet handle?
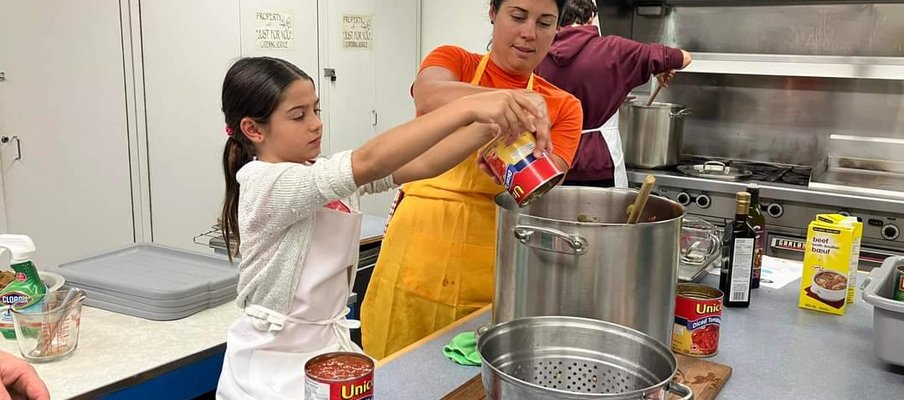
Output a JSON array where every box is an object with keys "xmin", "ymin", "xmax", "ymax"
[{"xmin": 0, "ymin": 136, "xmax": 21, "ymax": 161}]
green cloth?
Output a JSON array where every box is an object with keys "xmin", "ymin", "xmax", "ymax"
[{"xmin": 442, "ymin": 331, "xmax": 481, "ymax": 366}]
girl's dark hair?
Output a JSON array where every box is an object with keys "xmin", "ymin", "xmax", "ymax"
[
  {"xmin": 559, "ymin": 0, "xmax": 596, "ymax": 26},
  {"xmin": 491, "ymin": 0, "xmax": 571, "ymax": 24},
  {"xmin": 219, "ymin": 56, "xmax": 313, "ymax": 261}
]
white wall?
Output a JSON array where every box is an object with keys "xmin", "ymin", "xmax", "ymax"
[{"xmin": 420, "ymin": 0, "xmax": 493, "ymax": 58}]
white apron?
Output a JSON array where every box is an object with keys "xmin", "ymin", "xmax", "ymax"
[
  {"xmin": 217, "ymin": 203, "xmax": 363, "ymax": 400},
  {"xmin": 581, "ymin": 111, "xmax": 628, "ymax": 188}
]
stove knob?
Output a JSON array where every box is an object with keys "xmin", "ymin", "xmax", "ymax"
[
  {"xmin": 838, "ymin": 210, "xmax": 852, "ymax": 217},
  {"xmin": 676, "ymin": 192, "xmax": 692, "ymax": 206},
  {"xmin": 882, "ymin": 224, "xmax": 900, "ymax": 241},
  {"xmin": 695, "ymin": 194, "xmax": 712, "ymax": 209},
  {"xmin": 766, "ymin": 203, "xmax": 784, "ymax": 218}
]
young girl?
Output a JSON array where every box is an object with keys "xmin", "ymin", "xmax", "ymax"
[{"xmin": 214, "ymin": 57, "xmax": 542, "ymax": 399}]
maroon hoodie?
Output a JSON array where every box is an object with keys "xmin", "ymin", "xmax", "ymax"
[{"xmin": 536, "ymin": 26, "xmax": 685, "ymax": 182}]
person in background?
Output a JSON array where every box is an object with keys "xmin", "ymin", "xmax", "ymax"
[
  {"xmin": 361, "ymin": 0, "xmax": 583, "ymax": 359},
  {"xmin": 0, "ymin": 350, "xmax": 50, "ymax": 400},
  {"xmin": 535, "ymin": 0, "xmax": 692, "ymax": 188},
  {"xmin": 214, "ymin": 56, "xmax": 543, "ymax": 399}
]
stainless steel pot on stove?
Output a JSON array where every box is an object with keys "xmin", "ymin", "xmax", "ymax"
[
  {"xmin": 494, "ymin": 186, "xmax": 685, "ymax": 346},
  {"xmin": 619, "ymin": 101, "xmax": 691, "ymax": 169}
]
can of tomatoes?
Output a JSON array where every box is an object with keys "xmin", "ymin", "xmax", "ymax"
[
  {"xmin": 480, "ymin": 131, "xmax": 564, "ymax": 207},
  {"xmin": 304, "ymin": 352, "xmax": 374, "ymax": 400},
  {"xmin": 894, "ymin": 265, "xmax": 904, "ymax": 302},
  {"xmin": 672, "ymin": 283, "xmax": 723, "ymax": 358}
]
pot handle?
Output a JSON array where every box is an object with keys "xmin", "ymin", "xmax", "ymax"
[
  {"xmin": 475, "ymin": 325, "xmax": 490, "ymax": 339},
  {"xmin": 667, "ymin": 381, "xmax": 694, "ymax": 400},
  {"xmin": 512, "ymin": 225, "xmax": 588, "ymax": 255},
  {"xmin": 671, "ymin": 108, "xmax": 693, "ymax": 118}
]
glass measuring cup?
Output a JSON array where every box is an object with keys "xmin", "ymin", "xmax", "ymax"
[
  {"xmin": 681, "ymin": 217, "xmax": 721, "ymax": 265},
  {"xmin": 10, "ymin": 288, "xmax": 86, "ymax": 362}
]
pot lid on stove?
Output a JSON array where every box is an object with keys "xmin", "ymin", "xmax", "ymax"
[{"xmin": 677, "ymin": 161, "xmax": 753, "ymax": 181}]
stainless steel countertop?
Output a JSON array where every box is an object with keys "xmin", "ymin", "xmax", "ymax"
[
  {"xmin": 374, "ymin": 261, "xmax": 904, "ymax": 399},
  {"xmin": 810, "ymin": 168, "xmax": 904, "ymax": 201}
]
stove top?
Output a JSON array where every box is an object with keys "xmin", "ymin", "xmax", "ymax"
[{"xmin": 678, "ymin": 157, "xmax": 813, "ymax": 186}]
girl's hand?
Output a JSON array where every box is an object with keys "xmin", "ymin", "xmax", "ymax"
[
  {"xmin": 514, "ymin": 90, "xmax": 553, "ymax": 158},
  {"xmin": 458, "ymin": 91, "xmax": 542, "ymax": 146}
]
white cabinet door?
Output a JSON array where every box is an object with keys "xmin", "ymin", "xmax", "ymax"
[
  {"xmin": 240, "ymin": 0, "xmax": 321, "ymax": 109},
  {"xmin": 141, "ymin": 0, "xmax": 241, "ymax": 251},
  {"xmin": 420, "ymin": 0, "xmax": 493, "ymax": 57},
  {"xmin": 320, "ymin": 0, "xmax": 377, "ymax": 155},
  {"xmin": 367, "ymin": 0, "xmax": 420, "ymax": 218},
  {"xmin": 0, "ymin": 0, "xmax": 134, "ymax": 268},
  {"xmin": 320, "ymin": 0, "xmax": 420, "ymax": 218},
  {"xmin": 141, "ymin": 0, "xmax": 321, "ymax": 252},
  {"xmin": 140, "ymin": 0, "xmax": 241, "ymax": 253}
]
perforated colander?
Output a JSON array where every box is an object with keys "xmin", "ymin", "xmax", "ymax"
[{"xmin": 477, "ymin": 316, "xmax": 692, "ymax": 400}]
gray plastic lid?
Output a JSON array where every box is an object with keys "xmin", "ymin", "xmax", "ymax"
[
  {"xmin": 73, "ymin": 282, "xmax": 236, "ymax": 308},
  {"xmin": 50, "ymin": 243, "xmax": 237, "ymax": 301},
  {"xmin": 83, "ymin": 294, "xmax": 234, "ymax": 321}
]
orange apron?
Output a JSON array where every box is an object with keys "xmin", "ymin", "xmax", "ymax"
[{"xmin": 361, "ymin": 55, "xmax": 535, "ymax": 359}]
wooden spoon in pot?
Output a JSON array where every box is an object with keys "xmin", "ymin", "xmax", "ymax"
[
  {"xmin": 646, "ymin": 84, "xmax": 664, "ymax": 107},
  {"xmin": 626, "ymin": 175, "xmax": 656, "ymax": 224}
]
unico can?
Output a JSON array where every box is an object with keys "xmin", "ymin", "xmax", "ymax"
[
  {"xmin": 305, "ymin": 352, "xmax": 374, "ymax": 400},
  {"xmin": 672, "ymin": 284, "xmax": 723, "ymax": 357},
  {"xmin": 480, "ymin": 132, "xmax": 564, "ymax": 207},
  {"xmin": 894, "ymin": 265, "xmax": 904, "ymax": 302}
]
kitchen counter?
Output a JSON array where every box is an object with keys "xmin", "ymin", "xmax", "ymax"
[
  {"xmin": 0, "ymin": 302, "xmax": 241, "ymax": 399},
  {"xmin": 3, "ymin": 256, "xmax": 901, "ymax": 399},
  {"xmin": 376, "ymin": 268, "xmax": 904, "ymax": 398}
]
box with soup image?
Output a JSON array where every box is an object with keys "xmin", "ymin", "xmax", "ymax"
[{"xmin": 798, "ymin": 215, "xmax": 861, "ymax": 315}]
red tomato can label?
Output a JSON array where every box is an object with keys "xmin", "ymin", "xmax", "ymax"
[
  {"xmin": 894, "ymin": 265, "xmax": 904, "ymax": 302},
  {"xmin": 672, "ymin": 284, "xmax": 723, "ymax": 357},
  {"xmin": 480, "ymin": 132, "xmax": 564, "ymax": 207},
  {"xmin": 305, "ymin": 352, "xmax": 374, "ymax": 400}
]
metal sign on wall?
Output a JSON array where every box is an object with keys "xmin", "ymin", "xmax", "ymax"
[{"xmin": 342, "ymin": 14, "xmax": 373, "ymax": 49}]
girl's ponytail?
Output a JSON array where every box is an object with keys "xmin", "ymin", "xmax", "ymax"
[{"xmin": 220, "ymin": 131, "xmax": 254, "ymax": 262}]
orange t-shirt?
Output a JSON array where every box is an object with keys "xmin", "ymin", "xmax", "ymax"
[{"xmin": 420, "ymin": 45, "xmax": 582, "ymax": 168}]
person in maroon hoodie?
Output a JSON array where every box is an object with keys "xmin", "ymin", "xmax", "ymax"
[{"xmin": 536, "ymin": 0, "xmax": 692, "ymax": 187}]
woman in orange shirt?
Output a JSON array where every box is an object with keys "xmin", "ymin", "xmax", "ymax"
[{"xmin": 361, "ymin": 0, "xmax": 582, "ymax": 358}]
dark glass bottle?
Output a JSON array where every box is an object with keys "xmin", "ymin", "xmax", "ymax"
[
  {"xmin": 720, "ymin": 192, "xmax": 756, "ymax": 308},
  {"xmin": 747, "ymin": 184, "xmax": 766, "ymax": 289}
]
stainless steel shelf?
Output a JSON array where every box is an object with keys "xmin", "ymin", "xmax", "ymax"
[{"xmin": 683, "ymin": 52, "xmax": 904, "ymax": 80}]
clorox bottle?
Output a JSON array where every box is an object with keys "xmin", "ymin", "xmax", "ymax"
[{"xmin": 0, "ymin": 234, "xmax": 47, "ymax": 339}]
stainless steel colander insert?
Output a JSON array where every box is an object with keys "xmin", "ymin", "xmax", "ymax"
[
  {"xmin": 478, "ymin": 316, "xmax": 692, "ymax": 400},
  {"xmin": 498, "ymin": 352, "xmax": 657, "ymax": 393}
]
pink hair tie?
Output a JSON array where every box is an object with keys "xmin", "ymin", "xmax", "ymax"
[{"xmin": 225, "ymin": 125, "xmax": 234, "ymax": 137}]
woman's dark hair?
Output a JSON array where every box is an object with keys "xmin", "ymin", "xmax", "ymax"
[
  {"xmin": 491, "ymin": 0, "xmax": 571, "ymax": 24},
  {"xmin": 219, "ymin": 56, "xmax": 313, "ymax": 261},
  {"xmin": 559, "ymin": 0, "xmax": 596, "ymax": 26}
]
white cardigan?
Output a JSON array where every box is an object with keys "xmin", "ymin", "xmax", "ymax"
[{"xmin": 234, "ymin": 150, "xmax": 395, "ymax": 316}]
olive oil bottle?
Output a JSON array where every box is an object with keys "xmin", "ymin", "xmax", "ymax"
[
  {"xmin": 720, "ymin": 192, "xmax": 756, "ymax": 308},
  {"xmin": 747, "ymin": 184, "xmax": 766, "ymax": 289}
]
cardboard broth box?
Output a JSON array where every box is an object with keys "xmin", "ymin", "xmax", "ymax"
[
  {"xmin": 815, "ymin": 214, "xmax": 863, "ymax": 303},
  {"xmin": 799, "ymin": 215, "xmax": 856, "ymax": 315}
]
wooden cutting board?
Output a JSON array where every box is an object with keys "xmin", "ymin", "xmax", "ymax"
[
  {"xmin": 670, "ymin": 355, "xmax": 733, "ymax": 400},
  {"xmin": 441, "ymin": 356, "xmax": 732, "ymax": 400}
]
